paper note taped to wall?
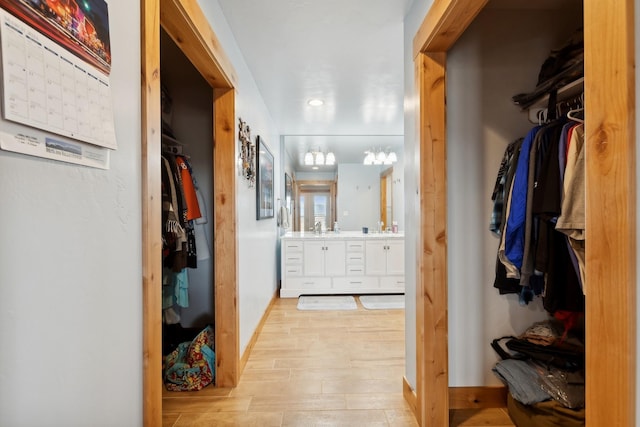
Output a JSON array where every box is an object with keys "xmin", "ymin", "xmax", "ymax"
[{"xmin": 0, "ymin": 129, "xmax": 109, "ymax": 169}]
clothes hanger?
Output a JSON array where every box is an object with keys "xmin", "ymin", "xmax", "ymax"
[
  {"xmin": 567, "ymin": 93, "xmax": 584, "ymax": 124},
  {"xmin": 567, "ymin": 107, "xmax": 584, "ymax": 123}
]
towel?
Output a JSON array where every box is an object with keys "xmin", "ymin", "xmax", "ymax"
[{"xmin": 279, "ymin": 205, "xmax": 290, "ymax": 229}]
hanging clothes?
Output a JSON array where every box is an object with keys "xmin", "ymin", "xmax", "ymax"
[
  {"xmin": 556, "ymin": 124, "xmax": 585, "ymax": 291},
  {"xmin": 161, "ymin": 150, "xmax": 204, "ymax": 323},
  {"xmin": 491, "ymin": 116, "xmax": 585, "ymax": 313}
]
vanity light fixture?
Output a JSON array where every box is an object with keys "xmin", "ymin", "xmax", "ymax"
[
  {"xmin": 363, "ymin": 148, "xmax": 398, "ymax": 165},
  {"xmin": 304, "ymin": 148, "xmax": 335, "ymax": 166}
]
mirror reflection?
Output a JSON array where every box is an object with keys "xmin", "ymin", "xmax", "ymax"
[{"xmin": 282, "ymin": 135, "xmax": 404, "ymax": 233}]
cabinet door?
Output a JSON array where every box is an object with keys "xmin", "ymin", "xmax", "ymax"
[
  {"xmin": 365, "ymin": 240, "xmax": 387, "ymax": 275},
  {"xmin": 386, "ymin": 240, "xmax": 405, "ymax": 275},
  {"xmin": 324, "ymin": 240, "xmax": 346, "ymax": 276},
  {"xmin": 303, "ymin": 241, "xmax": 325, "ymax": 276}
]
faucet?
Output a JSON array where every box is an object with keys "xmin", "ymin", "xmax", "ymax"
[{"xmin": 314, "ymin": 221, "xmax": 322, "ymax": 234}]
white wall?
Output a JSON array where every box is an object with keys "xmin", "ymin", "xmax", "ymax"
[
  {"xmin": 391, "ymin": 161, "xmax": 405, "ymax": 231},
  {"xmin": 336, "ymin": 164, "xmax": 383, "ymax": 231},
  {"xmin": 446, "ymin": 7, "xmax": 582, "ymax": 386},
  {"xmin": 0, "ymin": 3, "xmax": 143, "ymax": 426},
  {"xmin": 403, "ymin": 0, "xmax": 434, "ymax": 392},
  {"xmin": 197, "ymin": 1, "xmax": 281, "ymax": 356}
]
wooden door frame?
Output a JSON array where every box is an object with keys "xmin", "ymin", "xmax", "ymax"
[
  {"xmin": 413, "ymin": 1, "xmax": 636, "ymax": 426},
  {"xmin": 141, "ymin": 0, "xmax": 239, "ymax": 425},
  {"xmin": 380, "ymin": 167, "xmax": 393, "ymax": 229}
]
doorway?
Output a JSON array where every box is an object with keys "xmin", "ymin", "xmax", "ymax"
[
  {"xmin": 141, "ymin": 0, "xmax": 239, "ymax": 425},
  {"xmin": 412, "ymin": 1, "xmax": 635, "ymax": 426},
  {"xmin": 294, "ymin": 180, "xmax": 337, "ymax": 232}
]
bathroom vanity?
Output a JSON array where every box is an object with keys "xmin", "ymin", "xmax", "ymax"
[{"xmin": 280, "ymin": 231, "xmax": 404, "ymax": 298}]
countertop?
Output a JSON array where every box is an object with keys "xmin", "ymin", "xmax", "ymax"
[{"xmin": 281, "ymin": 231, "xmax": 404, "ymax": 239}]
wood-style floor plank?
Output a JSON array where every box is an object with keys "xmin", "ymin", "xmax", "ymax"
[{"xmin": 162, "ymin": 297, "xmax": 513, "ymax": 426}]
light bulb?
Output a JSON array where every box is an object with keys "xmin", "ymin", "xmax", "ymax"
[
  {"xmin": 364, "ymin": 152, "xmax": 374, "ymax": 165},
  {"xmin": 325, "ymin": 152, "xmax": 335, "ymax": 165},
  {"xmin": 315, "ymin": 151, "xmax": 325, "ymax": 165},
  {"xmin": 304, "ymin": 152, "xmax": 314, "ymax": 165}
]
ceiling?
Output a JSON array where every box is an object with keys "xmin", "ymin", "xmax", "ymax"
[{"xmin": 216, "ymin": 0, "xmax": 412, "ymax": 172}]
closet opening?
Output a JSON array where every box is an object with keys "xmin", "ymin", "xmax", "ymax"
[
  {"xmin": 159, "ymin": 27, "xmax": 216, "ymax": 379},
  {"xmin": 412, "ymin": 0, "xmax": 635, "ymax": 426},
  {"xmin": 141, "ymin": 0, "xmax": 239, "ymax": 425}
]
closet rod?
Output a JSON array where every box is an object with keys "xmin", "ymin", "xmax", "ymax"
[{"xmin": 526, "ymin": 77, "xmax": 584, "ymax": 123}]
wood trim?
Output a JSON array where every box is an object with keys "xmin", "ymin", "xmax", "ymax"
[
  {"xmin": 417, "ymin": 51, "xmax": 448, "ymax": 427},
  {"xmin": 141, "ymin": 0, "xmax": 162, "ymax": 425},
  {"xmin": 213, "ymin": 87, "xmax": 239, "ymax": 387},
  {"xmin": 584, "ymin": 1, "xmax": 636, "ymax": 426},
  {"xmin": 380, "ymin": 174, "xmax": 388, "ymax": 228},
  {"xmin": 160, "ymin": 0, "xmax": 237, "ymax": 89},
  {"xmin": 403, "ymin": 376, "xmax": 418, "ymax": 419},
  {"xmin": 380, "ymin": 167, "xmax": 393, "ymax": 229},
  {"xmin": 448, "ymin": 387, "xmax": 508, "ymax": 410},
  {"xmin": 412, "ymin": 0, "xmax": 488, "ymax": 58},
  {"xmin": 240, "ymin": 291, "xmax": 279, "ymax": 373},
  {"xmin": 414, "ymin": 58, "xmax": 424, "ymax": 427}
]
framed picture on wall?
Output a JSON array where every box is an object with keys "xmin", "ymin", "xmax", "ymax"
[{"xmin": 256, "ymin": 136, "xmax": 274, "ymax": 220}]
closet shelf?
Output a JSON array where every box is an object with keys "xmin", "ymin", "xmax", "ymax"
[
  {"xmin": 162, "ymin": 133, "xmax": 184, "ymax": 154},
  {"xmin": 526, "ymin": 77, "xmax": 584, "ymax": 123}
]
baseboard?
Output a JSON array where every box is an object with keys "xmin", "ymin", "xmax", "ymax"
[
  {"xmin": 449, "ymin": 386, "xmax": 508, "ymax": 409},
  {"xmin": 403, "ymin": 376, "xmax": 418, "ymax": 418},
  {"xmin": 239, "ymin": 290, "xmax": 278, "ymax": 375}
]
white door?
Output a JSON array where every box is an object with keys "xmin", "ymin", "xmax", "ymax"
[
  {"xmin": 324, "ymin": 240, "xmax": 346, "ymax": 276},
  {"xmin": 365, "ymin": 240, "xmax": 387, "ymax": 275},
  {"xmin": 385, "ymin": 240, "xmax": 405, "ymax": 275},
  {"xmin": 303, "ymin": 240, "xmax": 325, "ymax": 276}
]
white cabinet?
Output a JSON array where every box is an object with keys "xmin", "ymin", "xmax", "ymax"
[
  {"xmin": 280, "ymin": 234, "xmax": 404, "ymax": 298},
  {"xmin": 282, "ymin": 240, "xmax": 304, "ymax": 277},
  {"xmin": 365, "ymin": 239, "xmax": 404, "ymax": 275},
  {"xmin": 303, "ymin": 240, "xmax": 346, "ymax": 277}
]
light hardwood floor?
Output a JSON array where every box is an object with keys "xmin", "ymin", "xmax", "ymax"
[{"xmin": 162, "ymin": 297, "xmax": 514, "ymax": 426}]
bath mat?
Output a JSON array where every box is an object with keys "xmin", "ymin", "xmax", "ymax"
[
  {"xmin": 297, "ymin": 295, "xmax": 358, "ymax": 311},
  {"xmin": 359, "ymin": 294, "xmax": 405, "ymax": 310}
]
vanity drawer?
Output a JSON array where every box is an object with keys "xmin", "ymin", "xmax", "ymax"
[
  {"xmin": 283, "ymin": 253, "xmax": 303, "ymax": 265},
  {"xmin": 346, "ymin": 265, "xmax": 366, "ymax": 276},
  {"xmin": 283, "ymin": 264, "xmax": 303, "ymax": 276},
  {"xmin": 284, "ymin": 241, "xmax": 304, "ymax": 252},
  {"xmin": 346, "ymin": 253, "xmax": 365, "ymax": 265},
  {"xmin": 285, "ymin": 277, "xmax": 331, "ymax": 289},
  {"xmin": 380, "ymin": 276, "xmax": 405, "ymax": 290},
  {"xmin": 332, "ymin": 277, "xmax": 378, "ymax": 289},
  {"xmin": 346, "ymin": 241, "xmax": 365, "ymax": 252}
]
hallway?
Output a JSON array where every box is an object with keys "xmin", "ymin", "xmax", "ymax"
[
  {"xmin": 163, "ymin": 297, "xmax": 414, "ymax": 426},
  {"xmin": 162, "ymin": 297, "xmax": 513, "ymax": 426}
]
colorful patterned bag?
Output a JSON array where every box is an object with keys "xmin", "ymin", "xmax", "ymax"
[{"xmin": 163, "ymin": 325, "xmax": 215, "ymax": 391}]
